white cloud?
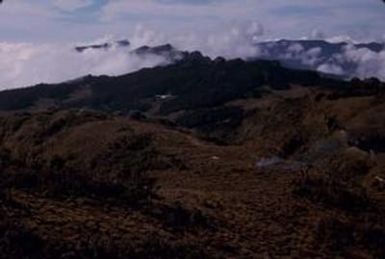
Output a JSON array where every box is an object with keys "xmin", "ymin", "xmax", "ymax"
[
  {"xmin": 171, "ymin": 20, "xmax": 264, "ymax": 59},
  {"xmin": 310, "ymin": 29, "xmax": 326, "ymax": 40},
  {"xmin": 0, "ymin": 21, "xmax": 265, "ymax": 90},
  {"xmin": 0, "ymin": 0, "xmax": 384, "ymax": 43},
  {"xmin": 287, "ymin": 43, "xmax": 304, "ymax": 54},
  {"xmin": 54, "ymin": 0, "xmax": 93, "ymax": 11},
  {"xmin": 98, "ymin": 0, "xmax": 385, "ymax": 43},
  {"xmin": 339, "ymin": 45, "xmax": 385, "ymax": 79},
  {"xmin": 1, "ymin": 20, "xmax": 385, "ymax": 91},
  {"xmin": 100, "ymin": 0, "xmax": 249, "ymax": 22},
  {"xmin": 0, "ymin": 41, "xmax": 170, "ymax": 90},
  {"xmin": 317, "ymin": 63, "xmax": 344, "ymax": 75},
  {"xmin": 326, "ymin": 35, "xmax": 355, "ymax": 44}
]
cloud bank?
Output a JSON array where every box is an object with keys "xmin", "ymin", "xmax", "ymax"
[
  {"xmin": 0, "ymin": 22, "xmax": 266, "ymax": 90},
  {"xmin": 0, "ymin": 22, "xmax": 385, "ymax": 90},
  {"xmin": 260, "ymin": 40, "xmax": 385, "ymax": 80},
  {"xmin": 0, "ymin": 40, "xmax": 170, "ymax": 90}
]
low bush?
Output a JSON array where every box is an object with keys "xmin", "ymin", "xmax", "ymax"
[
  {"xmin": 0, "ymin": 134, "xmax": 160, "ymax": 206},
  {"xmin": 315, "ymin": 215, "xmax": 385, "ymax": 258},
  {"xmin": 146, "ymin": 202, "xmax": 213, "ymax": 231},
  {"xmin": 293, "ymin": 154, "xmax": 371, "ymax": 211},
  {"xmin": 0, "ymin": 220, "xmax": 210, "ymax": 259}
]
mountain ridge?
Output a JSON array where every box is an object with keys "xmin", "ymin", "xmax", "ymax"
[
  {"xmin": 0, "ymin": 51, "xmax": 326, "ymax": 113},
  {"xmin": 1, "ymin": 43, "xmax": 385, "ymax": 258},
  {"xmin": 72, "ymin": 39, "xmax": 385, "ymax": 80}
]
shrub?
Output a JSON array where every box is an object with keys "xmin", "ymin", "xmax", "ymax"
[
  {"xmin": 293, "ymin": 154, "xmax": 371, "ymax": 211},
  {"xmin": 146, "ymin": 202, "xmax": 213, "ymax": 231},
  {"xmin": 0, "ymin": 220, "xmax": 45, "ymax": 259},
  {"xmin": 314, "ymin": 215, "xmax": 385, "ymax": 258},
  {"xmin": 0, "ymin": 148, "xmax": 11, "ymax": 171}
]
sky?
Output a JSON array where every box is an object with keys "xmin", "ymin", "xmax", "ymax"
[
  {"xmin": 0, "ymin": 0, "xmax": 384, "ymax": 89},
  {"xmin": 0, "ymin": 0, "xmax": 384, "ymax": 43}
]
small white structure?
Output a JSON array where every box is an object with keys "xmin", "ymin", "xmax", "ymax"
[{"xmin": 155, "ymin": 94, "xmax": 174, "ymax": 100}]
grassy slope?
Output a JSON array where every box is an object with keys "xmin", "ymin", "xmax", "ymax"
[{"xmin": 0, "ymin": 85, "xmax": 385, "ymax": 258}]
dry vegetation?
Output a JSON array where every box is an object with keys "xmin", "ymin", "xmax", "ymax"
[{"xmin": 0, "ymin": 60, "xmax": 384, "ymax": 258}]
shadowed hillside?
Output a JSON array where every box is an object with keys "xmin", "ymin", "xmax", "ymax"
[
  {"xmin": 0, "ymin": 54, "xmax": 385, "ymax": 258},
  {"xmin": 0, "ymin": 51, "xmax": 327, "ymax": 113}
]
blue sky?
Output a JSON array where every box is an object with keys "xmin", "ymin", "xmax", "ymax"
[{"xmin": 0, "ymin": 0, "xmax": 384, "ymax": 43}]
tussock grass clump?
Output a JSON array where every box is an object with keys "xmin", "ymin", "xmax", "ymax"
[
  {"xmin": 293, "ymin": 153, "xmax": 372, "ymax": 211},
  {"xmin": 0, "ymin": 220, "xmax": 45, "ymax": 259},
  {"xmin": 146, "ymin": 202, "xmax": 214, "ymax": 231},
  {"xmin": 293, "ymin": 151, "xmax": 385, "ymax": 258},
  {"xmin": 315, "ymin": 215, "xmax": 385, "ymax": 258},
  {"xmin": 0, "ymin": 133, "xmax": 160, "ymax": 206},
  {"xmin": 0, "ymin": 220, "xmax": 211, "ymax": 259}
]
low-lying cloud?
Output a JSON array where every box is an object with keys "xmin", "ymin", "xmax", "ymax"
[
  {"xmin": 0, "ymin": 22, "xmax": 385, "ymax": 90},
  {"xmin": 339, "ymin": 45, "xmax": 385, "ymax": 79},
  {"xmin": 256, "ymin": 39, "xmax": 385, "ymax": 80},
  {"xmin": 0, "ymin": 22, "xmax": 265, "ymax": 90},
  {"xmin": 0, "ymin": 41, "xmax": 170, "ymax": 90},
  {"xmin": 173, "ymin": 20, "xmax": 264, "ymax": 59}
]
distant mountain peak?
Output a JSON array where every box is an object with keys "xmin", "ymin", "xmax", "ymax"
[
  {"xmin": 132, "ymin": 44, "xmax": 176, "ymax": 55},
  {"xmin": 75, "ymin": 39, "xmax": 130, "ymax": 52}
]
